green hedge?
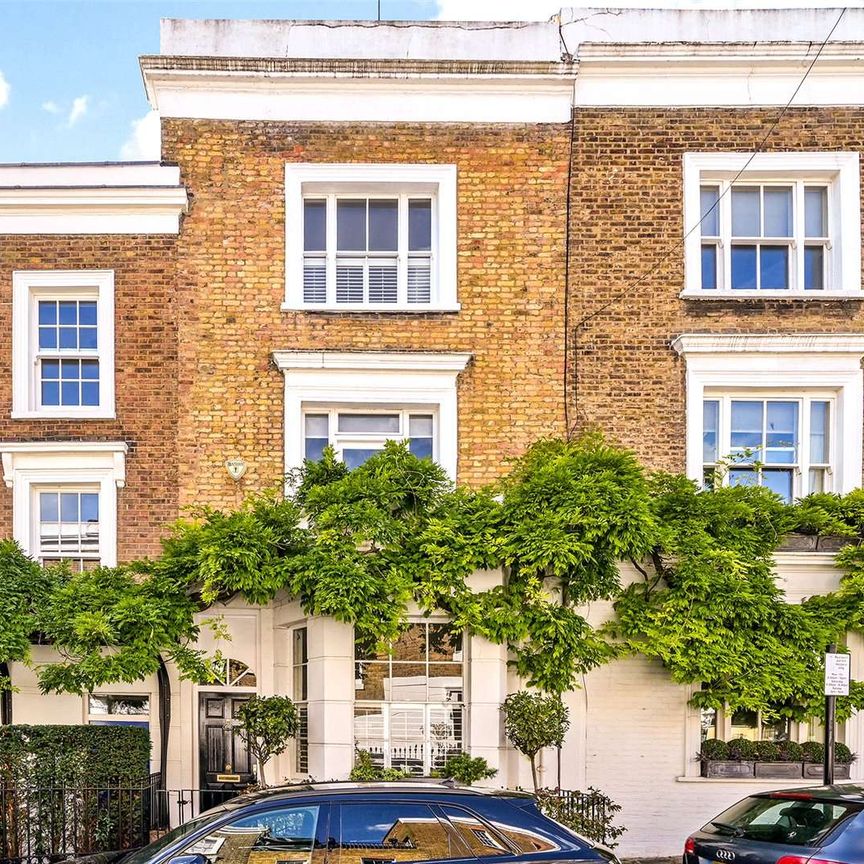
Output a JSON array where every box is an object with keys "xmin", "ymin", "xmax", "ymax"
[{"xmin": 0, "ymin": 725, "xmax": 151, "ymax": 786}]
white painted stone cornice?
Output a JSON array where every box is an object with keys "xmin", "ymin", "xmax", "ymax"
[
  {"xmin": 141, "ymin": 58, "xmax": 576, "ymax": 124},
  {"xmin": 672, "ymin": 334, "xmax": 864, "ymax": 356},
  {"xmin": 272, "ymin": 351, "xmax": 472, "ymax": 373},
  {"xmin": 0, "ymin": 163, "xmax": 188, "ymax": 234},
  {"xmin": 0, "ymin": 441, "xmax": 128, "ymax": 489}
]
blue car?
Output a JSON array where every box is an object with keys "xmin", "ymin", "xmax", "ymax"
[
  {"xmin": 684, "ymin": 785, "xmax": 864, "ymax": 864},
  {"xmin": 117, "ymin": 782, "xmax": 618, "ymax": 864}
]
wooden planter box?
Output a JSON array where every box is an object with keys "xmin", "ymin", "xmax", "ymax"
[
  {"xmin": 804, "ymin": 762, "xmax": 851, "ymax": 780},
  {"xmin": 754, "ymin": 761, "xmax": 804, "ymax": 779},
  {"xmin": 703, "ymin": 760, "xmax": 755, "ymax": 778}
]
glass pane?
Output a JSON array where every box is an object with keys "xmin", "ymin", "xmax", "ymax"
[
  {"xmin": 343, "ymin": 448, "xmax": 382, "ymax": 469},
  {"xmin": 764, "ymin": 187, "xmax": 792, "ymax": 237},
  {"xmin": 79, "ymin": 327, "xmax": 98, "ymax": 349},
  {"xmin": 731, "ymin": 401, "xmax": 763, "ymax": 451},
  {"xmin": 805, "ymin": 246, "xmax": 824, "ymax": 290},
  {"xmin": 810, "ymin": 401, "xmax": 830, "ymax": 464},
  {"xmin": 304, "ymin": 437, "xmax": 327, "ymax": 461},
  {"xmin": 731, "ymin": 245, "xmax": 757, "ymax": 289},
  {"xmin": 762, "ymin": 716, "xmax": 790, "ymax": 742},
  {"xmin": 730, "ymin": 708, "xmax": 759, "ymax": 740},
  {"xmin": 61, "ymin": 382, "xmax": 79, "ymax": 405},
  {"xmin": 429, "ymin": 705, "xmax": 463, "ymax": 772},
  {"xmin": 760, "ymin": 245, "xmax": 789, "ymax": 290},
  {"xmin": 216, "ymin": 805, "xmax": 319, "ymax": 852},
  {"xmin": 59, "ymin": 327, "xmax": 78, "ymax": 349},
  {"xmin": 390, "ymin": 663, "xmax": 429, "ymax": 701},
  {"xmin": 81, "ymin": 359, "xmax": 99, "ymax": 380},
  {"xmin": 336, "ymin": 200, "xmax": 366, "ymax": 251},
  {"xmin": 41, "ymin": 359, "xmax": 59, "ymax": 379},
  {"xmin": 38, "ymin": 301, "xmax": 57, "ymax": 325},
  {"xmin": 731, "ymin": 187, "xmax": 760, "ymax": 237},
  {"xmin": 60, "ymin": 492, "xmax": 79, "ymax": 522},
  {"xmin": 353, "ymin": 705, "xmax": 386, "ymax": 761},
  {"xmin": 391, "ymin": 624, "xmax": 426, "ymax": 661},
  {"xmin": 700, "ymin": 185, "xmax": 719, "ymax": 236},
  {"xmin": 805, "ymin": 187, "xmax": 827, "ymax": 237},
  {"xmin": 368, "ymin": 199, "xmax": 398, "ymax": 251},
  {"xmin": 409, "ymin": 437, "xmax": 433, "ymax": 460},
  {"xmin": 40, "ymin": 492, "xmax": 59, "ymax": 522},
  {"xmin": 339, "ymin": 803, "xmax": 454, "ymax": 860},
  {"xmin": 79, "ymin": 301, "xmax": 97, "ymax": 326},
  {"xmin": 409, "ymin": 199, "xmax": 432, "ymax": 251},
  {"xmin": 729, "ymin": 468, "xmax": 758, "ymax": 488},
  {"xmin": 338, "ymin": 413, "xmax": 400, "ymax": 433},
  {"xmin": 304, "ymin": 414, "xmax": 329, "ymax": 437},
  {"xmin": 58, "ymin": 301, "xmax": 78, "ymax": 325},
  {"xmin": 428, "ymin": 625, "xmax": 462, "ymax": 661},
  {"xmin": 409, "ymin": 415, "xmax": 433, "ymax": 437},
  {"xmin": 81, "ymin": 493, "xmax": 99, "ymax": 523},
  {"xmin": 39, "ymin": 327, "xmax": 57, "ymax": 349},
  {"xmin": 762, "ymin": 469, "xmax": 794, "ymax": 502},
  {"xmin": 354, "ymin": 661, "xmax": 387, "ymax": 701},
  {"xmin": 303, "ymin": 199, "xmax": 326, "ymax": 251},
  {"xmin": 701, "ymin": 708, "xmax": 718, "ymax": 742},
  {"xmin": 388, "ymin": 706, "xmax": 426, "ymax": 775},
  {"xmin": 41, "ymin": 381, "xmax": 59, "ymax": 405},
  {"xmin": 703, "ymin": 399, "xmax": 719, "ymax": 463},
  {"xmin": 61, "ymin": 359, "xmax": 79, "ymax": 380},
  {"xmin": 809, "ymin": 467, "xmax": 827, "ymax": 494},
  {"xmin": 765, "ymin": 402, "xmax": 798, "ymax": 462},
  {"xmin": 428, "ymin": 664, "xmax": 463, "ymax": 702},
  {"xmin": 701, "ymin": 245, "xmax": 717, "ymax": 290}
]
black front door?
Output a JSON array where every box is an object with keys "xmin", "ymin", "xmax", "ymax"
[{"xmin": 198, "ymin": 693, "xmax": 254, "ymax": 811}]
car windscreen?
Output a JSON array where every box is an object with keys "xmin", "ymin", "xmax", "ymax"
[
  {"xmin": 118, "ymin": 811, "xmax": 227, "ymax": 864},
  {"xmin": 702, "ymin": 795, "xmax": 861, "ymax": 847}
]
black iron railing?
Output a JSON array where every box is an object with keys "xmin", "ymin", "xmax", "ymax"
[
  {"xmin": 539, "ymin": 787, "xmax": 625, "ymax": 847},
  {"xmin": 0, "ymin": 774, "xmax": 162, "ymax": 864}
]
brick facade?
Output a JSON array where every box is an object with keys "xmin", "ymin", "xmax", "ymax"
[
  {"xmin": 0, "ymin": 236, "xmax": 179, "ymax": 559},
  {"xmin": 569, "ymin": 107, "xmax": 864, "ymax": 473},
  {"xmin": 162, "ymin": 119, "xmax": 570, "ymax": 507}
]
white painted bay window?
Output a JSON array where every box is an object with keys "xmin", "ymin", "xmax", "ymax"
[
  {"xmin": 353, "ymin": 622, "xmax": 464, "ymax": 776},
  {"xmin": 702, "ymin": 395, "xmax": 834, "ymax": 502},
  {"xmin": 683, "ymin": 153, "xmax": 860, "ymax": 297},
  {"xmin": 285, "ymin": 164, "xmax": 458, "ymax": 311}
]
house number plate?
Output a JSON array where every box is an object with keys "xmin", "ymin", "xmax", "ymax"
[{"xmin": 216, "ymin": 773, "xmax": 241, "ymax": 783}]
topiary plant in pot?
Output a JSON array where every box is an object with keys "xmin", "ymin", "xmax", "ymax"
[
  {"xmin": 754, "ymin": 739, "xmax": 804, "ymax": 779},
  {"xmin": 700, "ymin": 738, "xmax": 756, "ymax": 779}
]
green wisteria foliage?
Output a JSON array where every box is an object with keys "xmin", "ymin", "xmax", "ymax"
[{"xmin": 4, "ymin": 434, "xmax": 864, "ymax": 721}]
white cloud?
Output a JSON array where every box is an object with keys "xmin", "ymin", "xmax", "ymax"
[
  {"xmin": 119, "ymin": 111, "xmax": 161, "ymax": 161},
  {"xmin": 0, "ymin": 70, "xmax": 9, "ymax": 109},
  {"xmin": 41, "ymin": 100, "xmax": 60, "ymax": 114},
  {"xmin": 67, "ymin": 95, "xmax": 89, "ymax": 128}
]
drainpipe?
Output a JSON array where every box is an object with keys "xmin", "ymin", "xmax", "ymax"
[
  {"xmin": 0, "ymin": 663, "xmax": 11, "ymax": 725},
  {"xmin": 157, "ymin": 656, "xmax": 171, "ymax": 790}
]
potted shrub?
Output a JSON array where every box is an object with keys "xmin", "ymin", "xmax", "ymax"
[
  {"xmin": 701, "ymin": 738, "xmax": 755, "ymax": 778},
  {"xmin": 802, "ymin": 741, "xmax": 854, "ymax": 780},
  {"xmin": 754, "ymin": 740, "xmax": 804, "ymax": 779}
]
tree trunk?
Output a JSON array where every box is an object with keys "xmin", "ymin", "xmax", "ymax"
[
  {"xmin": 529, "ymin": 754, "xmax": 539, "ymax": 793},
  {"xmin": 257, "ymin": 755, "xmax": 267, "ymax": 788}
]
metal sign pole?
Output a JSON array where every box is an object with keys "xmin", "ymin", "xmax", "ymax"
[
  {"xmin": 823, "ymin": 642, "xmax": 850, "ymax": 786},
  {"xmin": 824, "ymin": 649, "xmax": 836, "ymax": 787}
]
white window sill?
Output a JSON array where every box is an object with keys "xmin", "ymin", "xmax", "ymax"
[
  {"xmin": 11, "ymin": 409, "xmax": 116, "ymax": 420},
  {"xmin": 281, "ymin": 302, "xmax": 461, "ymax": 313},
  {"xmin": 680, "ymin": 290, "xmax": 863, "ymax": 301}
]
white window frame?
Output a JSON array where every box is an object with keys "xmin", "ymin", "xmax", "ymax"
[
  {"xmin": 12, "ymin": 270, "xmax": 115, "ymax": 419},
  {"xmin": 86, "ymin": 693, "xmax": 151, "ymax": 725},
  {"xmin": 284, "ymin": 164, "xmax": 458, "ymax": 312},
  {"xmin": 703, "ymin": 392, "xmax": 836, "ymax": 501},
  {"xmin": 273, "ymin": 350, "xmax": 472, "ymax": 480},
  {"xmin": 303, "ymin": 407, "xmax": 437, "ymax": 467},
  {"xmin": 0, "ymin": 442, "xmax": 126, "ymax": 568},
  {"xmin": 673, "ymin": 334, "xmax": 864, "ymax": 495},
  {"xmin": 33, "ymin": 484, "xmax": 103, "ymax": 569},
  {"xmin": 682, "ymin": 152, "xmax": 860, "ymax": 298}
]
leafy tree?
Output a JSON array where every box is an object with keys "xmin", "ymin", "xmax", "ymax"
[
  {"xmin": 236, "ymin": 695, "xmax": 299, "ymax": 786},
  {"xmin": 438, "ymin": 753, "xmax": 497, "ymax": 785},
  {"xmin": 502, "ymin": 691, "xmax": 570, "ymax": 791}
]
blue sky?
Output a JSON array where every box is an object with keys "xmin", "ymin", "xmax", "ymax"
[{"xmin": 0, "ymin": 0, "xmax": 851, "ymax": 164}]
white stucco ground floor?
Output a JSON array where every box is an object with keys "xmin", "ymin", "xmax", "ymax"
[{"xmin": 9, "ymin": 551, "xmax": 862, "ymax": 859}]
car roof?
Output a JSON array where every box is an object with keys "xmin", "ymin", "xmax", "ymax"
[
  {"xmin": 754, "ymin": 783, "xmax": 864, "ymax": 804},
  {"xmin": 219, "ymin": 781, "xmax": 533, "ymax": 810}
]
